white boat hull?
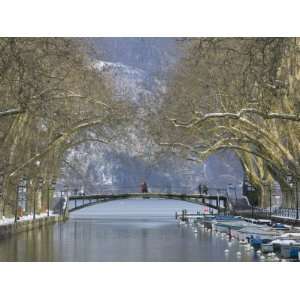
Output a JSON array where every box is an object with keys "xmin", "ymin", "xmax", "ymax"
[{"xmin": 261, "ymin": 243, "xmax": 274, "ymax": 253}]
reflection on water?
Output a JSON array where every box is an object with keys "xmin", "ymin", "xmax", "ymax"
[{"xmin": 0, "ymin": 199, "xmax": 258, "ymax": 261}]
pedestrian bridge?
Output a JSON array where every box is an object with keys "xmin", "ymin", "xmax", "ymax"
[{"xmin": 66, "ymin": 190, "xmax": 229, "ymax": 214}]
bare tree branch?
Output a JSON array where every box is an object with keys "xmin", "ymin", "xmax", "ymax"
[{"xmin": 0, "ymin": 108, "xmax": 22, "ymax": 119}]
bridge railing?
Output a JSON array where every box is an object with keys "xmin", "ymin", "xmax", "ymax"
[
  {"xmin": 253, "ymin": 207, "xmax": 299, "ymax": 219},
  {"xmin": 234, "ymin": 206, "xmax": 300, "ymax": 221},
  {"xmin": 70, "ymin": 186, "xmax": 228, "ymax": 196},
  {"xmin": 66, "ymin": 186, "xmax": 229, "ymax": 213}
]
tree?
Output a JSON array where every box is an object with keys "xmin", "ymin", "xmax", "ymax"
[
  {"xmin": 154, "ymin": 38, "xmax": 300, "ymax": 207},
  {"xmin": 0, "ymin": 38, "xmax": 133, "ymax": 218}
]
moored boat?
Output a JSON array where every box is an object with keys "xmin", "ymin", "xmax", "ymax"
[
  {"xmin": 261, "ymin": 243, "xmax": 274, "ymax": 253},
  {"xmin": 271, "ymin": 223, "xmax": 291, "ymax": 231},
  {"xmin": 237, "ymin": 226, "xmax": 282, "ymax": 249},
  {"xmin": 280, "ymin": 243, "xmax": 300, "ymax": 259},
  {"xmin": 271, "ymin": 237, "xmax": 300, "ymax": 254},
  {"xmin": 250, "ymin": 236, "xmax": 274, "ymax": 250},
  {"xmin": 235, "ymin": 225, "xmax": 266, "ymax": 241},
  {"xmin": 267, "ymin": 231, "xmax": 300, "ymax": 253},
  {"xmin": 255, "ymin": 219, "xmax": 272, "ymax": 226},
  {"xmin": 214, "ymin": 220, "xmax": 249, "ymax": 234},
  {"xmin": 278, "ymin": 232, "xmax": 300, "ymax": 239}
]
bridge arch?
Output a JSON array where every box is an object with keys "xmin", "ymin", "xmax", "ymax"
[{"xmin": 67, "ymin": 192, "xmax": 228, "ymax": 214}]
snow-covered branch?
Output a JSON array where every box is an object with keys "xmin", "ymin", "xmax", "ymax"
[
  {"xmin": 159, "ymin": 142, "xmax": 200, "ymax": 155},
  {"xmin": 169, "ymin": 108, "xmax": 300, "ymax": 129},
  {"xmin": 0, "ymin": 108, "xmax": 22, "ymax": 119},
  {"xmin": 8, "ymin": 116, "xmax": 109, "ymax": 177},
  {"xmin": 194, "ymin": 108, "xmax": 300, "ymax": 124}
]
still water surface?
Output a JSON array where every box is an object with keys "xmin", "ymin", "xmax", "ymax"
[{"xmin": 0, "ymin": 199, "xmax": 258, "ymax": 261}]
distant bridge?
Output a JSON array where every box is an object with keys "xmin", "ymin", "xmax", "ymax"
[{"xmin": 66, "ymin": 190, "xmax": 229, "ymax": 214}]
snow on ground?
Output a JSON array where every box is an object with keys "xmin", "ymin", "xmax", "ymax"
[{"xmin": 0, "ymin": 211, "xmax": 58, "ymax": 226}]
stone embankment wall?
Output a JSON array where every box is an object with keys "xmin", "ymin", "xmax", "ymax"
[{"xmin": 0, "ymin": 215, "xmax": 65, "ymax": 239}]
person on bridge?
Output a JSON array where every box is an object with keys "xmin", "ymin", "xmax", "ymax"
[
  {"xmin": 202, "ymin": 184, "xmax": 208, "ymax": 195},
  {"xmin": 141, "ymin": 181, "xmax": 148, "ymax": 193},
  {"xmin": 198, "ymin": 183, "xmax": 202, "ymax": 194}
]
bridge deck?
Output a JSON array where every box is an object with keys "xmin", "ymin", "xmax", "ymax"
[
  {"xmin": 69, "ymin": 192, "xmax": 227, "ymax": 201},
  {"xmin": 68, "ymin": 192, "xmax": 228, "ymax": 213}
]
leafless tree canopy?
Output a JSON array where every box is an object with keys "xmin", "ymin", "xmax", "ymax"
[
  {"xmin": 0, "ymin": 38, "xmax": 133, "ymax": 217},
  {"xmin": 1, "ymin": 37, "xmax": 300, "ymax": 215},
  {"xmin": 151, "ymin": 38, "xmax": 300, "ymax": 207}
]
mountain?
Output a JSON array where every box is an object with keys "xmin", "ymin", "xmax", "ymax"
[
  {"xmin": 89, "ymin": 37, "xmax": 179, "ymax": 77},
  {"xmin": 94, "ymin": 60, "xmax": 166, "ymax": 104},
  {"xmin": 61, "ymin": 59, "xmax": 244, "ymax": 195}
]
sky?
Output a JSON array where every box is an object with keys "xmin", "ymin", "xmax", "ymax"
[{"xmin": 90, "ymin": 37, "xmax": 180, "ymax": 76}]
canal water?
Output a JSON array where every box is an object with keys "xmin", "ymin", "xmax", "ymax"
[{"xmin": 0, "ymin": 199, "xmax": 259, "ymax": 262}]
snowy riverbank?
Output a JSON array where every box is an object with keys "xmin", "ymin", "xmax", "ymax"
[
  {"xmin": 0, "ymin": 212, "xmax": 58, "ymax": 226},
  {"xmin": 0, "ymin": 213, "xmax": 64, "ymax": 239}
]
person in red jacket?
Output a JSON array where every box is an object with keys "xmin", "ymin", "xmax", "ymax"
[{"xmin": 140, "ymin": 181, "xmax": 148, "ymax": 193}]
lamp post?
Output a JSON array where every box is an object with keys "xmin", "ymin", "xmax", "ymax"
[
  {"xmin": 64, "ymin": 184, "xmax": 69, "ymax": 197},
  {"xmin": 227, "ymin": 183, "xmax": 233, "ymax": 213},
  {"xmin": 262, "ymin": 182, "xmax": 272, "ymax": 219},
  {"xmin": 32, "ymin": 160, "xmax": 41, "ymax": 220},
  {"xmin": 244, "ymin": 177, "xmax": 255, "ymax": 218},
  {"xmin": 34, "ymin": 176, "xmax": 44, "ymax": 220},
  {"xmin": 0, "ymin": 172, "xmax": 3, "ymax": 217},
  {"xmin": 63, "ymin": 184, "xmax": 69, "ymax": 217},
  {"xmin": 14, "ymin": 176, "xmax": 26, "ymax": 223},
  {"xmin": 73, "ymin": 188, "xmax": 78, "ymax": 196},
  {"xmin": 0, "ymin": 190, "xmax": 2, "ymax": 217},
  {"xmin": 288, "ymin": 174, "xmax": 299, "ymax": 220},
  {"xmin": 234, "ymin": 185, "xmax": 238, "ymax": 203},
  {"xmin": 269, "ymin": 183, "xmax": 272, "ymax": 218},
  {"xmin": 47, "ymin": 178, "xmax": 56, "ymax": 217},
  {"xmin": 14, "ymin": 179, "xmax": 20, "ymax": 224},
  {"xmin": 21, "ymin": 175, "xmax": 29, "ymax": 215},
  {"xmin": 228, "ymin": 183, "xmax": 238, "ymax": 203},
  {"xmin": 20, "ymin": 175, "xmax": 28, "ymax": 217}
]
